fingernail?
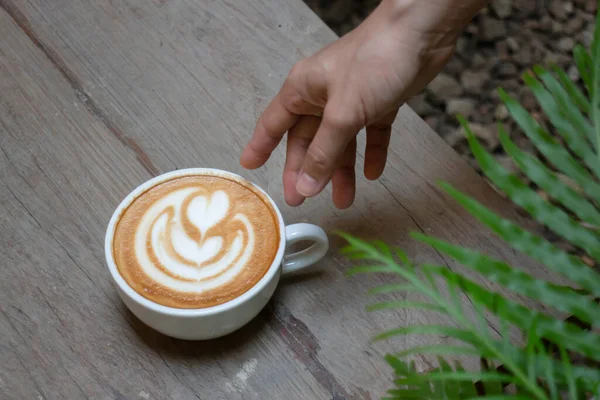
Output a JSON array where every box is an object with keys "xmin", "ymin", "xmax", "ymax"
[{"xmin": 296, "ymin": 173, "xmax": 319, "ymax": 196}]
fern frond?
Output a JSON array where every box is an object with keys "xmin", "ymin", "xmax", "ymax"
[
  {"xmin": 499, "ymin": 127, "xmax": 600, "ymax": 225},
  {"xmin": 395, "ymin": 371, "xmax": 517, "ymax": 385},
  {"xmin": 535, "ymin": 340, "xmax": 559, "ymax": 400},
  {"xmin": 372, "ymin": 325, "xmax": 478, "ymax": 343},
  {"xmin": 394, "ymin": 345, "xmax": 481, "ymax": 359},
  {"xmin": 346, "ymin": 265, "xmax": 396, "ymax": 275},
  {"xmin": 424, "ymin": 264, "xmax": 600, "ymax": 360},
  {"xmin": 498, "ymin": 89, "xmax": 600, "ymax": 201},
  {"xmin": 574, "ymin": 44, "xmax": 593, "ymax": 97},
  {"xmin": 453, "ymin": 361, "xmax": 479, "ymax": 397},
  {"xmin": 439, "ymin": 182, "xmax": 600, "ymax": 296},
  {"xmin": 528, "ymin": 66, "xmax": 597, "ymax": 150},
  {"xmin": 413, "ymin": 233, "xmax": 600, "ymax": 326},
  {"xmin": 592, "ymin": 4, "xmax": 600, "ymax": 155},
  {"xmin": 367, "ymin": 301, "xmax": 445, "ymax": 313},
  {"xmin": 460, "ymin": 116, "xmax": 600, "ymax": 262},
  {"xmin": 573, "ymin": 44, "xmax": 594, "ymax": 98},
  {"xmin": 552, "ymin": 64, "xmax": 590, "ymax": 115}
]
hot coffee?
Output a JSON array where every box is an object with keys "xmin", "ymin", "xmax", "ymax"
[{"xmin": 112, "ymin": 173, "xmax": 280, "ymax": 309}]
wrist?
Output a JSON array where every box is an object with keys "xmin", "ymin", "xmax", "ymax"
[{"xmin": 381, "ymin": 0, "xmax": 487, "ymax": 37}]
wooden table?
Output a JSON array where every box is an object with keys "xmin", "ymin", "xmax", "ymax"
[{"xmin": 0, "ymin": 1, "xmax": 553, "ymax": 399}]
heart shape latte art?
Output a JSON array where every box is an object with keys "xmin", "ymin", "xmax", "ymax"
[{"xmin": 134, "ymin": 187, "xmax": 254, "ymax": 293}]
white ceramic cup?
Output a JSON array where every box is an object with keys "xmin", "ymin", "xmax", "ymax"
[{"xmin": 105, "ymin": 168, "xmax": 328, "ymax": 340}]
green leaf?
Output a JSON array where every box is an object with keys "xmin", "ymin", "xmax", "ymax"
[
  {"xmin": 339, "ymin": 244, "xmax": 360, "ymax": 255},
  {"xmin": 466, "ymin": 397, "xmax": 532, "ymax": 400},
  {"xmin": 532, "ymin": 66, "xmax": 595, "ymax": 144},
  {"xmin": 367, "ymin": 301, "xmax": 445, "ymax": 313},
  {"xmin": 339, "ymin": 246, "xmax": 369, "ymax": 259},
  {"xmin": 525, "ymin": 317, "xmax": 539, "ymax": 383},
  {"xmin": 459, "ymin": 116, "xmax": 600, "ymax": 262},
  {"xmin": 396, "ymin": 371, "xmax": 517, "ymax": 385},
  {"xmin": 414, "ymin": 233, "xmax": 600, "ymax": 326},
  {"xmin": 384, "ymin": 388, "xmax": 433, "ymax": 400},
  {"xmin": 373, "ymin": 325, "xmax": 478, "ymax": 344},
  {"xmin": 393, "ymin": 247, "xmax": 411, "ymax": 265},
  {"xmin": 454, "ymin": 361, "xmax": 478, "ymax": 397},
  {"xmin": 342, "ymin": 251, "xmax": 372, "ymax": 260},
  {"xmin": 574, "ymin": 45, "xmax": 593, "ymax": 97},
  {"xmin": 385, "ymin": 354, "xmax": 414, "ymax": 376},
  {"xmin": 437, "ymin": 357, "xmax": 459, "ymax": 399},
  {"xmin": 346, "ymin": 265, "xmax": 394, "ymax": 276},
  {"xmin": 340, "ymin": 233, "xmax": 436, "ymax": 296},
  {"xmin": 498, "ymin": 89, "xmax": 600, "ymax": 202},
  {"xmin": 371, "ymin": 240, "xmax": 393, "ymax": 257},
  {"xmin": 479, "ymin": 358, "xmax": 506, "ymax": 396},
  {"xmin": 500, "ymin": 127, "xmax": 600, "ymax": 226},
  {"xmin": 592, "ymin": 4, "xmax": 600, "ymax": 155},
  {"xmin": 552, "ymin": 64, "xmax": 590, "ymax": 115},
  {"xmin": 560, "ymin": 345, "xmax": 578, "ymax": 399},
  {"xmin": 338, "ymin": 233, "xmax": 379, "ymax": 259},
  {"xmin": 395, "ymin": 345, "xmax": 481, "ymax": 359},
  {"xmin": 535, "ymin": 340, "xmax": 558, "ymax": 400},
  {"xmin": 592, "ymin": 4, "xmax": 600, "ymax": 61},
  {"xmin": 426, "ymin": 265, "xmax": 600, "ymax": 360},
  {"xmin": 439, "ymin": 182, "xmax": 600, "ymax": 298},
  {"xmin": 527, "ymin": 67, "xmax": 600, "ymax": 172}
]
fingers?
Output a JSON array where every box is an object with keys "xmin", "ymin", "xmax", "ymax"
[
  {"xmin": 240, "ymin": 61, "xmax": 325, "ymax": 170},
  {"xmin": 296, "ymin": 104, "xmax": 362, "ymax": 197},
  {"xmin": 283, "ymin": 116, "xmax": 321, "ymax": 206},
  {"xmin": 364, "ymin": 107, "xmax": 399, "ymax": 180},
  {"xmin": 331, "ymin": 138, "xmax": 356, "ymax": 209},
  {"xmin": 240, "ymin": 92, "xmax": 298, "ymax": 169}
]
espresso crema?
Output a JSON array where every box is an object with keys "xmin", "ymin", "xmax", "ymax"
[{"xmin": 112, "ymin": 174, "xmax": 280, "ymax": 309}]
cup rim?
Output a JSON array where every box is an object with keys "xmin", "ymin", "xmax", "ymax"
[{"xmin": 104, "ymin": 168, "xmax": 286, "ymax": 317}]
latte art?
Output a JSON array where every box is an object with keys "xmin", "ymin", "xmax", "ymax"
[
  {"xmin": 113, "ymin": 175, "xmax": 280, "ymax": 309},
  {"xmin": 141, "ymin": 188, "xmax": 253, "ymax": 287}
]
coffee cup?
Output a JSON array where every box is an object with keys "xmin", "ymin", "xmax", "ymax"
[{"xmin": 104, "ymin": 168, "xmax": 328, "ymax": 340}]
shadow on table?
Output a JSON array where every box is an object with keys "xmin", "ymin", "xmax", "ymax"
[
  {"xmin": 126, "ymin": 307, "xmax": 269, "ymax": 360},
  {"xmin": 124, "ymin": 270, "xmax": 323, "ymax": 359}
]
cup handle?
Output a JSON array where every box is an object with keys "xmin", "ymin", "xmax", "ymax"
[{"xmin": 282, "ymin": 223, "xmax": 329, "ymax": 275}]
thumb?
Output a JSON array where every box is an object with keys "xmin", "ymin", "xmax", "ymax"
[{"xmin": 296, "ymin": 103, "xmax": 362, "ymax": 197}]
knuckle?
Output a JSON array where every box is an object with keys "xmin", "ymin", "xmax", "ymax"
[
  {"xmin": 256, "ymin": 116, "xmax": 278, "ymax": 139},
  {"xmin": 290, "ymin": 135, "xmax": 312, "ymax": 149},
  {"xmin": 285, "ymin": 93, "xmax": 306, "ymax": 111},
  {"xmin": 248, "ymin": 137, "xmax": 271, "ymax": 156},
  {"xmin": 287, "ymin": 61, "xmax": 306, "ymax": 85},
  {"xmin": 323, "ymin": 108, "xmax": 362, "ymax": 132},
  {"xmin": 305, "ymin": 146, "xmax": 331, "ymax": 174}
]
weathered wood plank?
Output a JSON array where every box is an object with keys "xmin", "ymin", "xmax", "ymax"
[
  {"xmin": 0, "ymin": 0, "xmax": 564, "ymax": 398},
  {"xmin": 0, "ymin": 8, "xmax": 329, "ymax": 400}
]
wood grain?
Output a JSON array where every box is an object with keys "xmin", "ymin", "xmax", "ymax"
[
  {"xmin": 0, "ymin": 0, "xmax": 563, "ymax": 399},
  {"xmin": 0, "ymin": 8, "xmax": 328, "ymax": 400}
]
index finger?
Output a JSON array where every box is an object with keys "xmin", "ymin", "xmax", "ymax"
[{"xmin": 240, "ymin": 92, "xmax": 299, "ymax": 169}]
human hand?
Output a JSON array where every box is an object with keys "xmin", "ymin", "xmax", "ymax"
[{"xmin": 240, "ymin": 0, "xmax": 485, "ymax": 209}]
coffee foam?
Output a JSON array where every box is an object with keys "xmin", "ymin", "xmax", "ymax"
[{"xmin": 112, "ymin": 174, "xmax": 280, "ymax": 309}]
